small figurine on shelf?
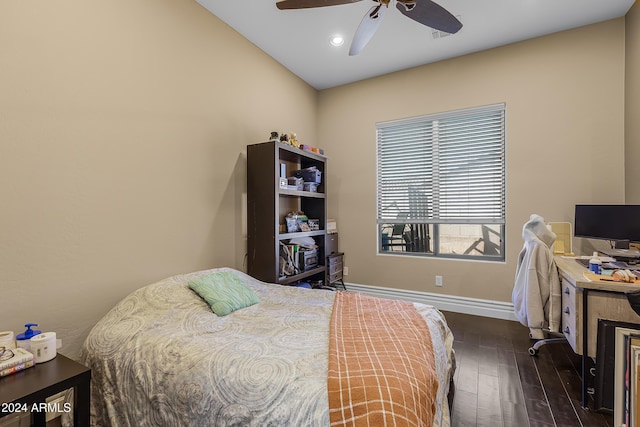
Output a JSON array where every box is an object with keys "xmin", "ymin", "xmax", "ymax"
[
  {"xmin": 280, "ymin": 133, "xmax": 290, "ymax": 144},
  {"xmin": 269, "ymin": 131, "xmax": 279, "ymax": 142},
  {"xmin": 289, "ymin": 133, "xmax": 300, "ymax": 148}
]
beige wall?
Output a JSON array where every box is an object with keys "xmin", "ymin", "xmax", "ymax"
[
  {"xmin": 0, "ymin": 0, "xmax": 317, "ymax": 358},
  {"xmin": 627, "ymin": 3, "xmax": 640, "ymax": 203},
  {"xmin": 318, "ymin": 19, "xmax": 626, "ymax": 302}
]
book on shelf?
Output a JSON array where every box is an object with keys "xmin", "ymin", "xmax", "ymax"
[{"xmin": 0, "ymin": 347, "xmax": 35, "ymax": 377}]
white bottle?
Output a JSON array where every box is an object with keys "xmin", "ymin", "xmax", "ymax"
[{"xmin": 589, "ymin": 252, "xmax": 602, "ymax": 275}]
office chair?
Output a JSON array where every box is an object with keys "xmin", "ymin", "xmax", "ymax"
[
  {"xmin": 512, "ymin": 214, "xmax": 567, "ymax": 356},
  {"xmin": 528, "ymin": 333, "xmax": 567, "ymax": 355}
]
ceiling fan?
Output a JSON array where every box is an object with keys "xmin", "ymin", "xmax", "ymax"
[{"xmin": 275, "ymin": 0, "xmax": 463, "ymax": 56}]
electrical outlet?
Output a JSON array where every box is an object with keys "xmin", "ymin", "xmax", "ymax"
[
  {"xmin": 343, "ymin": 266, "xmax": 349, "ymax": 276},
  {"xmin": 435, "ymin": 275, "xmax": 443, "ymax": 287}
]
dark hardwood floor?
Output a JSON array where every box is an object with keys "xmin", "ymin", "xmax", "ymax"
[{"xmin": 443, "ymin": 311, "xmax": 614, "ymax": 427}]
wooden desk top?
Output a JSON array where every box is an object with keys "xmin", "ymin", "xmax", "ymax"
[{"xmin": 555, "ymin": 256, "xmax": 640, "ymax": 293}]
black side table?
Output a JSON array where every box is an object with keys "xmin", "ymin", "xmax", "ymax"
[{"xmin": 0, "ymin": 354, "xmax": 91, "ymax": 427}]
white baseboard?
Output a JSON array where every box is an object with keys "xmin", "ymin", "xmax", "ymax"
[{"xmin": 344, "ymin": 282, "xmax": 518, "ymax": 322}]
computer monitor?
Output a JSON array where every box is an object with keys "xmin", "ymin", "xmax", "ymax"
[{"xmin": 574, "ymin": 205, "xmax": 640, "ymax": 245}]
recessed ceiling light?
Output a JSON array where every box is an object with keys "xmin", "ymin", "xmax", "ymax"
[{"xmin": 329, "ymin": 35, "xmax": 344, "ymax": 47}]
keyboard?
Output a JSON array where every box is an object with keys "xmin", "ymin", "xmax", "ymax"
[
  {"xmin": 575, "ymin": 258, "xmax": 640, "ymax": 275},
  {"xmin": 575, "ymin": 258, "xmax": 590, "ymax": 268}
]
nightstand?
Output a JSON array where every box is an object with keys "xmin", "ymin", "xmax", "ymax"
[
  {"xmin": 0, "ymin": 354, "xmax": 91, "ymax": 427},
  {"xmin": 326, "ymin": 252, "xmax": 346, "ymax": 290}
]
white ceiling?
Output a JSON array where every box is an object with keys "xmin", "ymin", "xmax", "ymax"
[{"xmin": 196, "ymin": 0, "xmax": 635, "ymax": 90}]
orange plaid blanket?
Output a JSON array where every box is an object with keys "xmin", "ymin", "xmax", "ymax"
[{"xmin": 327, "ymin": 292, "xmax": 438, "ymax": 427}]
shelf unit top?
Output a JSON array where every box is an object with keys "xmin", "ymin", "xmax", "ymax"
[{"xmin": 276, "ymin": 141, "xmax": 327, "ymax": 162}]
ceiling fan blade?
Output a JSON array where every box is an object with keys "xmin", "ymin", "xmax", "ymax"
[
  {"xmin": 349, "ymin": 4, "xmax": 387, "ymax": 56},
  {"xmin": 396, "ymin": 0, "xmax": 462, "ymax": 34},
  {"xmin": 276, "ymin": 0, "xmax": 362, "ymax": 10}
]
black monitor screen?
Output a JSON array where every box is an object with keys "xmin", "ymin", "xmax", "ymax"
[{"xmin": 574, "ymin": 205, "xmax": 640, "ymax": 242}]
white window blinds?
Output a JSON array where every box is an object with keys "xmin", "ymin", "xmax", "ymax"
[{"xmin": 377, "ymin": 104, "xmax": 505, "ymax": 225}]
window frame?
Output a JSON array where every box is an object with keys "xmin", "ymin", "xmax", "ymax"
[{"xmin": 376, "ymin": 103, "xmax": 506, "ymax": 262}]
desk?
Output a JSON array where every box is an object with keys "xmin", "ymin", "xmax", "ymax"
[
  {"xmin": 0, "ymin": 354, "xmax": 91, "ymax": 426},
  {"xmin": 555, "ymin": 256, "xmax": 640, "ymax": 408}
]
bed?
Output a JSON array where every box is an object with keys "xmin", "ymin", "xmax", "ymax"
[{"xmin": 81, "ymin": 267, "xmax": 456, "ymax": 427}]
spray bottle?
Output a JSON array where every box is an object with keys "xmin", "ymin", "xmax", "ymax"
[{"xmin": 589, "ymin": 252, "xmax": 602, "ymax": 275}]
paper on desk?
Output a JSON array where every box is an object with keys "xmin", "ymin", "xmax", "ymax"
[{"xmin": 583, "ymin": 271, "xmax": 640, "ymax": 284}]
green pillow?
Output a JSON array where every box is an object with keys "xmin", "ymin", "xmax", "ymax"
[{"xmin": 188, "ymin": 271, "xmax": 259, "ymax": 316}]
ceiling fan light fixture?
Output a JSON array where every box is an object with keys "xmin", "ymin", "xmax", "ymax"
[
  {"xmin": 278, "ymin": 0, "xmax": 462, "ymax": 56},
  {"xmin": 329, "ymin": 35, "xmax": 345, "ymax": 47}
]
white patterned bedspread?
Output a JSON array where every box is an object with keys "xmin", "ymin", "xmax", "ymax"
[{"xmin": 81, "ymin": 268, "xmax": 455, "ymax": 427}]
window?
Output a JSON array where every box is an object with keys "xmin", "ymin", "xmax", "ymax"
[{"xmin": 376, "ymin": 104, "xmax": 505, "ymax": 261}]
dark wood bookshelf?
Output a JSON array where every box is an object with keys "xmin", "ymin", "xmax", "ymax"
[{"xmin": 247, "ymin": 141, "xmax": 328, "ymax": 285}]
